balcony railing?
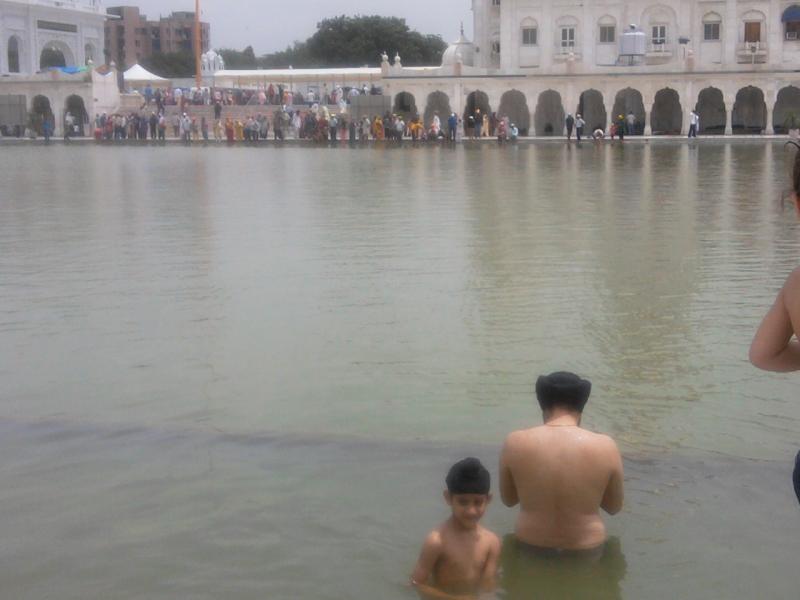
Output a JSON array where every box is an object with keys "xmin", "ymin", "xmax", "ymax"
[
  {"xmin": 737, "ymin": 41, "xmax": 768, "ymax": 62},
  {"xmin": 647, "ymin": 40, "xmax": 671, "ymax": 52},
  {"xmin": 553, "ymin": 43, "xmax": 582, "ymax": 58}
]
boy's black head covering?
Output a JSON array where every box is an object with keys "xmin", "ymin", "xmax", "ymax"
[
  {"xmin": 536, "ymin": 371, "xmax": 592, "ymax": 413},
  {"xmin": 446, "ymin": 457, "xmax": 490, "ymax": 495}
]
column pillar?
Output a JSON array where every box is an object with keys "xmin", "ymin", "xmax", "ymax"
[
  {"xmin": 765, "ymin": 102, "xmax": 774, "ymax": 135},
  {"xmin": 643, "ymin": 95, "xmax": 653, "ymax": 136},
  {"xmin": 725, "ymin": 100, "xmax": 734, "ymax": 135}
]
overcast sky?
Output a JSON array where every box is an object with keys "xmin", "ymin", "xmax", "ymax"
[{"xmin": 128, "ymin": 0, "xmax": 473, "ymax": 55}]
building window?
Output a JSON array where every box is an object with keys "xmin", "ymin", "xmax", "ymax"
[
  {"xmin": 561, "ymin": 27, "xmax": 576, "ymax": 48},
  {"xmin": 652, "ymin": 25, "xmax": 667, "ymax": 44},
  {"xmin": 491, "ymin": 40, "xmax": 501, "ymax": 54},
  {"xmin": 704, "ymin": 22, "xmax": 720, "ymax": 41},
  {"xmin": 522, "ymin": 27, "xmax": 537, "ymax": 45},
  {"xmin": 7, "ymin": 36, "xmax": 20, "ymax": 73},
  {"xmin": 744, "ymin": 21, "xmax": 761, "ymax": 43},
  {"xmin": 599, "ymin": 25, "xmax": 615, "ymax": 43},
  {"xmin": 491, "ymin": 0, "xmax": 501, "ymax": 6}
]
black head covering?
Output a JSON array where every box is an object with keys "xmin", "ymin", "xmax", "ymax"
[
  {"xmin": 446, "ymin": 457, "xmax": 490, "ymax": 495},
  {"xmin": 793, "ymin": 450, "xmax": 800, "ymax": 505},
  {"xmin": 535, "ymin": 371, "xmax": 592, "ymax": 413}
]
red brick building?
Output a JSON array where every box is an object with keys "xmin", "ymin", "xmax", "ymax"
[{"xmin": 104, "ymin": 6, "xmax": 210, "ymax": 68}]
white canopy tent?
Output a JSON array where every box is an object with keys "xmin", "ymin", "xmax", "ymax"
[{"xmin": 123, "ymin": 64, "xmax": 171, "ymax": 88}]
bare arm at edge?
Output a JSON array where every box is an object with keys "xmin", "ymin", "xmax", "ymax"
[
  {"xmin": 499, "ymin": 435, "xmax": 519, "ymax": 508},
  {"xmin": 750, "ymin": 269, "xmax": 800, "ymax": 372},
  {"xmin": 600, "ymin": 437, "xmax": 624, "ymax": 515}
]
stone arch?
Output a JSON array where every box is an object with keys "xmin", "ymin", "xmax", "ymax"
[
  {"xmin": 31, "ymin": 95, "xmax": 53, "ymax": 135},
  {"xmin": 773, "ymin": 86, "xmax": 800, "ymax": 134},
  {"xmin": 40, "ymin": 40, "xmax": 74, "ymax": 69},
  {"xmin": 650, "ymin": 88, "xmax": 682, "ymax": 134},
  {"xmin": 598, "ymin": 14, "xmax": 617, "ymax": 31},
  {"xmin": 65, "ymin": 94, "xmax": 88, "ymax": 136},
  {"xmin": 463, "ymin": 90, "xmax": 491, "ymax": 134},
  {"xmin": 732, "ymin": 86, "xmax": 766, "ymax": 133},
  {"xmin": 7, "ymin": 35, "xmax": 20, "ymax": 73},
  {"xmin": 577, "ymin": 89, "xmax": 606, "ymax": 132},
  {"xmin": 393, "ymin": 91, "xmax": 417, "ymax": 119},
  {"xmin": 641, "ymin": 4, "xmax": 679, "ymax": 30},
  {"xmin": 695, "ymin": 87, "xmax": 726, "ymax": 135},
  {"xmin": 498, "ymin": 90, "xmax": 530, "ymax": 135},
  {"xmin": 611, "ymin": 88, "xmax": 645, "ymax": 135},
  {"xmin": 534, "ymin": 89, "xmax": 565, "ymax": 136},
  {"xmin": 423, "ymin": 91, "xmax": 451, "ymax": 129}
]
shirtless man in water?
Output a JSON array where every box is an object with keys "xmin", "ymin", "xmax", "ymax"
[{"xmin": 499, "ymin": 371, "xmax": 624, "ymax": 554}]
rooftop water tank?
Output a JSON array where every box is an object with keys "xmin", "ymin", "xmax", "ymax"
[{"xmin": 620, "ymin": 25, "xmax": 646, "ymax": 56}]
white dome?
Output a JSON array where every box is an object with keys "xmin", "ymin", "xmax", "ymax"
[{"xmin": 442, "ymin": 30, "xmax": 475, "ymax": 67}]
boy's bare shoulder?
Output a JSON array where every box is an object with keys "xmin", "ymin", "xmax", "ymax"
[
  {"xmin": 423, "ymin": 525, "xmax": 446, "ymax": 549},
  {"xmin": 478, "ymin": 525, "xmax": 502, "ymax": 549}
]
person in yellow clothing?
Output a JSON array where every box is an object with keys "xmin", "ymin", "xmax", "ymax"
[
  {"xmin": 373, "ymin": 116, "xmax": 385, "ymax": 140},
  {"xmin": 234, "ymin": 119, "xmax": 244, "ymax": 141}
]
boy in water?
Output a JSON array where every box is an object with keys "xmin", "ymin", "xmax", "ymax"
[{"xmin": 411, "ymin": 458, "xmax": 501, "ymax": 600}]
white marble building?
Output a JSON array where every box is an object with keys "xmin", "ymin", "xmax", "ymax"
[
  {"xmin": 0, "ymin": 0, "xmax": 112, "ymax": 135},
  {"xmin": 381, "ymin": 0, "xmax": 800, "ymax": 135},
  {"xmin": 1, "ymin": 0, "xmax": 106, "ymax": 75}
]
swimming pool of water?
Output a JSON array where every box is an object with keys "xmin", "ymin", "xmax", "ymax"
[{"xmin": 0, "ymin": 141, "xmax": 797, "ymax": 598}]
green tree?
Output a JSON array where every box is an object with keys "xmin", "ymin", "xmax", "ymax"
[
  {"xmin": 219, "ymin": 46, "xmax": 257, "ymax": 69},
  {"xmin": 141, "ymin": 51, "xmax": 194, "ymax": 78},
  {"xmin": 259, "ymin": 15, "xmax": 446, "ymax": 68}
]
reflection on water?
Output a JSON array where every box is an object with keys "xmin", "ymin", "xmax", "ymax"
[
  {"xmin": 2, "ymin": 143, "xmax": 800, "ymax": 599},
  {"xmin": 501, "ymin": 536, "xmax": 627, "ymax": 600}
]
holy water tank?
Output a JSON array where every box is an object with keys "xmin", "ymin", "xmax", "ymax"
[{"xmin": 620, "ymin": 25, "xmax": 646, "ymax": 56}]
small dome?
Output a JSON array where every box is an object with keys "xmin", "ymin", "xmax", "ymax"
[{"xmin": 442, "ymin": 28, "xmax": 475, "ymax": 67}]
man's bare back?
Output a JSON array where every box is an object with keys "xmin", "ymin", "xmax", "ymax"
[{"xmin": 500, "ymin": 373, "xmax": 624, "ymax": 551}]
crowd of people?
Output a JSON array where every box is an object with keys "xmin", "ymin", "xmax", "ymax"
[{"xmin": 86, "ymin": 101, "xmax": 526, "ymax": 146}]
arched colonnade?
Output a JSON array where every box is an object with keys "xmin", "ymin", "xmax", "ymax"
[{"xmin": 389, "ymin": 82, "xmax": 800, "ymax": 136}]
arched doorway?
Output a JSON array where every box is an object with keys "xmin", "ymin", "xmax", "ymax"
[
  {"xmin": 773, "ymin": 86, "xmax": 800, "ymax": 134},
  {"xmin": 463, "ymin": 90, "xmax": 490, "ymax": 135},
  {"xmin": 8, "ymin": 36, "xmax": 20, "ymax": 73},
  {"xmin": 423, "ymin": 91, "xmax": 452, "ymax": 129},
  {"xmin": 393, "ymin": 92, "xmax": 417, "ymax": 119},
  {"xmin": 31, "ymin": 95, "xmax": 53, "ymax": 135},
  {"xmin": 39, "ymin": 40, "xmax": 74, "ymax": 69},
  {"xmin": 84, "ymin": 43, "xmax": 96, "ymax": 65},
  {"xmin": 611, "ymin": 88, "xmax": 645, "ymax": 135},
  {"xmin": 498, "ymin": 90, "xmax": 530, "ymax": 135},
  {"xmin": 650, "ymin": 88, "xmax": 682, "ymax": 134},
  {"xmin": 40, "ymin": 48, "xmax": 66, "ymax": 69},
  {"xmin": 65, "ymin": 95, "xmax": 88, "ymax": 137},
  {"xmin": 732, "ymin": 86, "xmax": 766, "ymax": 134},
  {"xmin": 577, "ymin": 89, "xmax": 607, "ymax": 132},
  {"xmin": 534, "ymin": 89, "xmax": 565, "ymax": 136},
  {"xmin": 695, "ymin": 87, "xmax": 726, "ymax": 135}
]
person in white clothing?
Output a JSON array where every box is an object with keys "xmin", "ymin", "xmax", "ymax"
[{"xmin": 688, "ymin": 111, "xmax": 700, "ymax": 138}]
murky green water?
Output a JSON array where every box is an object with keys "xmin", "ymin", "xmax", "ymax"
[{"xmin": 1, "ymin": 142, "xmax": 798, "ymax": 599}]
